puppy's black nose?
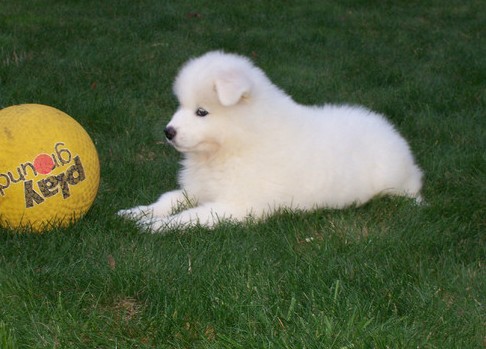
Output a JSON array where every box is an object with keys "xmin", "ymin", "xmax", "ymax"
[{"xmin": 164, "ymin": 126, "xmax": 177, "ymax": 140}]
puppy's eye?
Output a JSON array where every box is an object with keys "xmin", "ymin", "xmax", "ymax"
[{"xmin": 195, "ymin": 107, "xmax": 209, "ymax": 117}]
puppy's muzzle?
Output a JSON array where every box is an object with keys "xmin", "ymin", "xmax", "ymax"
[{"xmin": 164, "ymin": 126, "xmax": 177, "ymax": 140}]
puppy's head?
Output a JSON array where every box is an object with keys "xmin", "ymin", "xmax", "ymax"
[{"xmin": 164, "ymin": 51, "xmax": 264, "ymax": 154}]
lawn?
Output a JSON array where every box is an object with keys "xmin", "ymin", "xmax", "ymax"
[{"xmin": 0, "ymin": 0, "xmax": 485, "ymax": 348}]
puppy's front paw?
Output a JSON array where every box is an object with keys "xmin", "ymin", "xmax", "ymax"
[
  {"xmin": 117, "ymin": 206, "xmax": 154, "ymax": 220},
  {"xmin": 135, "ymin": 215, "xmax": 188, "ymax": 234}
]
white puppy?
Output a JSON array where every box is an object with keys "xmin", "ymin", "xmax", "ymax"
[{"xmin": 118, "ymin": 51, "xmax": 423, "ymax": 232}]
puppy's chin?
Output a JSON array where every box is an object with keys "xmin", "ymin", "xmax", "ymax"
[{"xmin": 168, "ymin": 139, "xmax": 221, "ymax": 154}]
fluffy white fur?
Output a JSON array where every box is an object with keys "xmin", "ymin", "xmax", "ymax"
[{"xmin": 118, "ymin": 51, "xmax": 423, "ymax": 232}]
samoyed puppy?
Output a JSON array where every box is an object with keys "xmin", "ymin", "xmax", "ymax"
[{"xmin": 118, "ymin": 51, "xmax": 423, "ymax": 232}]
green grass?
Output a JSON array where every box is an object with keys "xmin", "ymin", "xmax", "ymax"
[{"xmin": 1, "ymin": 0, "xmax": 485, "ymax": 348}]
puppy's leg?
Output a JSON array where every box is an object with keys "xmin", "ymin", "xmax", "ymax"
[
  {"xmin": 139, "ymin": 202, "xmax": 242, "ymax": 232},
  {"xmin": 117, "ymin": 189, "xmax": 190, "ymax": 220}
]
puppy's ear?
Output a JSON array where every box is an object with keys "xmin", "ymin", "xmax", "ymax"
[{"xmin": 214, "ymin": 71, "xmax": 251, "ymax": 107}]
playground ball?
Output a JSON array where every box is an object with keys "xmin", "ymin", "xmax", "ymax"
[{"xmin": 0, "ymin": 104, "xmax": 100, "ymax": 232}]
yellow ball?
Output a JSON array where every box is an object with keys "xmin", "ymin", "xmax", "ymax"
[{"xmin": 0, "ymin": 104, "xmax": 100, "ymax": 232}]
